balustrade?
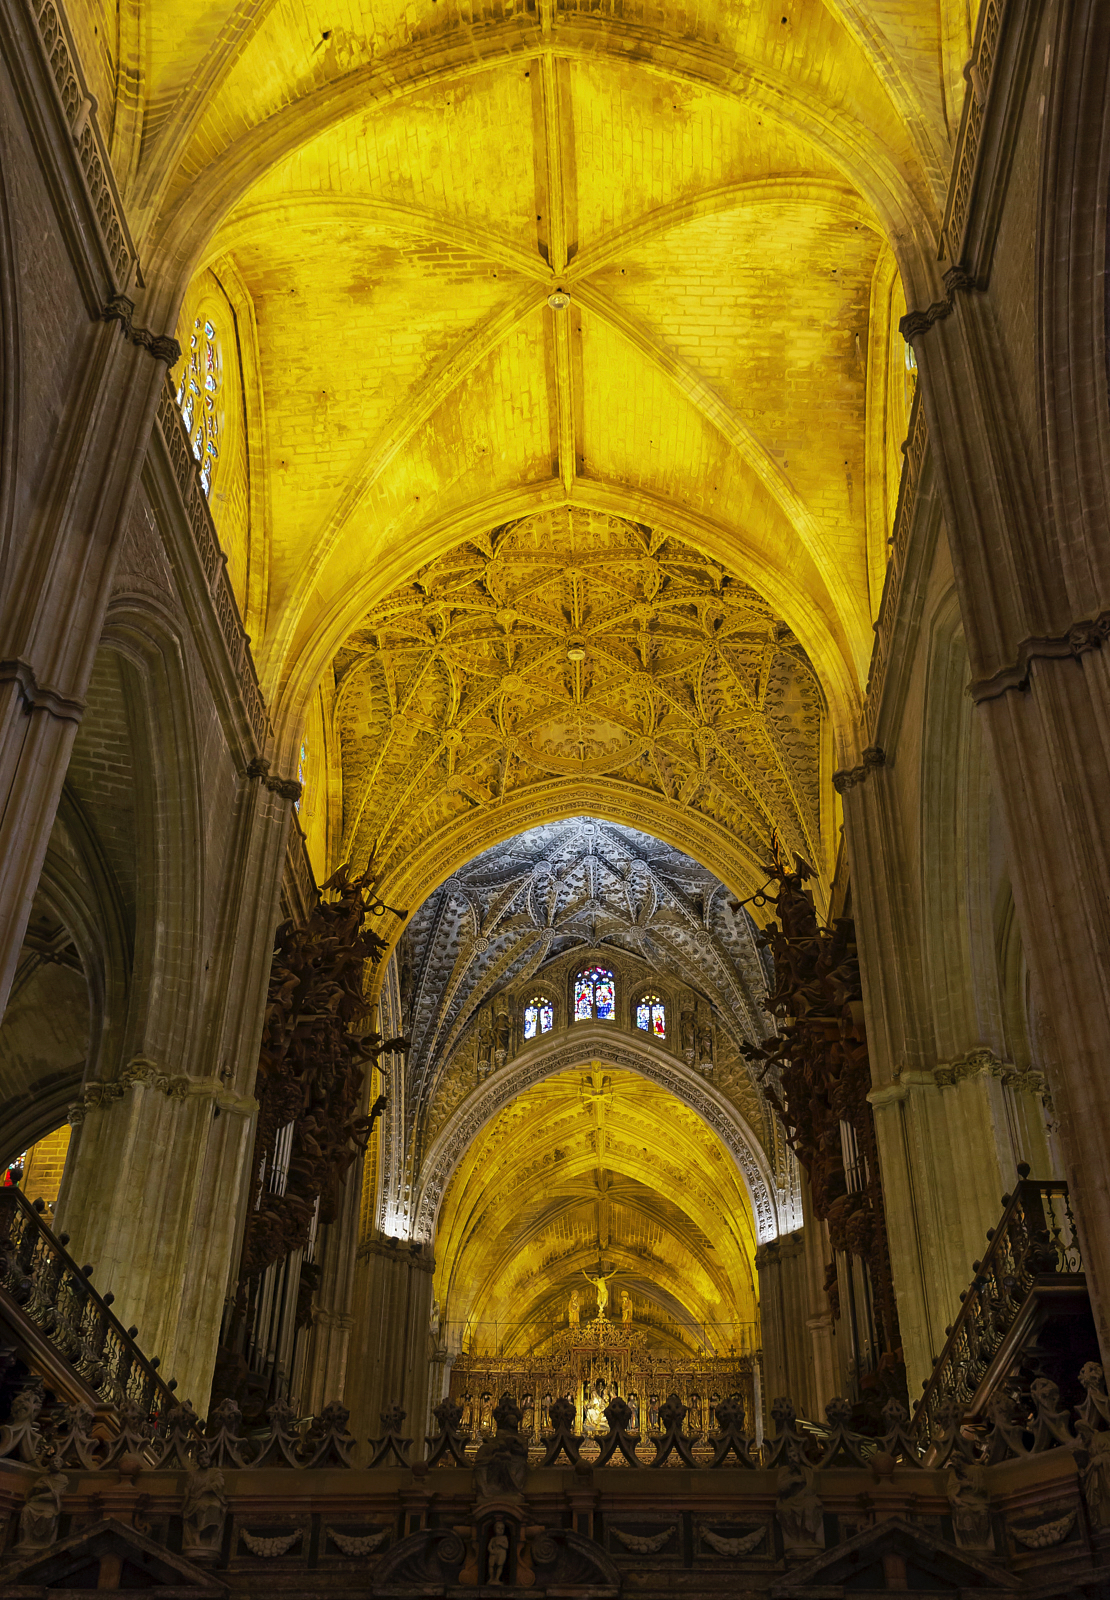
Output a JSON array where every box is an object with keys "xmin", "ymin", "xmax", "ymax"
[
  {"xmin": 913, "ymin": 1168, "xmax": 1086, "ymax": 1444},
  {"xmin": 0, "ymin": 1188, "xmax": 177, "ymax": 1424}
]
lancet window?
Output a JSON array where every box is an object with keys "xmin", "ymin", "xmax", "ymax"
[
  {"xmin": 176, "ymin": 315, "xmax": 221, "ymax": 498},
  {"xmin": 574, "ymin": 966, "xmax": 615, "ymax": 1022},
  {"xmin": 636, "ymin": 992, "xmax": 666, "ymax": 1038},
  {"xmin": 523, "ymin": 995, "xmax": 554, "ymax": 1039}
]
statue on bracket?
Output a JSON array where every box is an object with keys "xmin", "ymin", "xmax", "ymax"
[
  {"xmin": 567, "ymin": 1289, "xmax": 581, "ymax": 1326},
  {"xmin": 681, "ymin": 1007, "xmax": 696, "ymax": 1064},
  {"xmin": 493, "ymin": 995, "xmax": 512, "ymax": 1068},
  {"xmin": 477, "ymin": 1007, "xmax": 493, "ymax": 1083}
]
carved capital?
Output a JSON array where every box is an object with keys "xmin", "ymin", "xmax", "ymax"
[
  {"xmin": 899, "ymin": 270, "xmax": 980, "ymax": 344},
  {"xmin": 101, "ymin": 298, "xmax": 180, "ymax": 365},
  {"xmin": 832, "ymin": 746, "xmax": 885, "ymax": 793},
  {"xmin": 970, "ymin": 611, "xmax": 1110, "ymax": 702}
]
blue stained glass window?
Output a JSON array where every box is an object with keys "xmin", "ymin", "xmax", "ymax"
[
  {"xmin": 524, "ymin": 996, "xmax": 554, "ymax": 1039},
  {"xmin": 574, "ymin": 966, "xmax": 615, "ymax": 1022},
  {"xmin": 636, "ymin": 994, "xmax": 666, "ymax": 1038}
]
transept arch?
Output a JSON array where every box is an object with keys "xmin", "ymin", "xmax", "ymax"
[{"xmin": 412, "ymin": 1030, "xmax": 782, "ymax": 1249}]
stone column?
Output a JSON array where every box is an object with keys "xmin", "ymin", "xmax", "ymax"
[
  {"xmin": 345, "ymin": 1237, "xmax": 435, "ymax": 1456},
  {"xmin": 296, "ymin": 1162, "xmax": 362, "ymax": 1416},
  {"xmin": 757, "ymin": 1230, "xmax": 821, "ymax": 1422},
  {"xmin": 0, "ymin": 324, "xmax": 173, "ymax": 1021},
  {"xmin": 55, "ymin": 776, "xmax": 292, "ymax": 1409},
  {"xmin": 899, "ymin": 0, "xmax": 1110, "ymax": 1359}
]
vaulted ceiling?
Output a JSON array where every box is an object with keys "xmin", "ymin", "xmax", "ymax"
[
  {"xmin": 335, "ymin": 509, "xmax": 828, "ymax": 906},
  {"xmin": 392, "ymin": 815, "xmax": 774, "ymax": 1168},
  {"xmin": 432, "ymin": 1065, "xmax": 759, "ymax": 1354},
  {"xmin": 68, "ymin": 0, "xmax": 971, "ymax": 779}
]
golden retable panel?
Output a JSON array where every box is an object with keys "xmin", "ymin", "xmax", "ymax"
[{"xmin": 335, "ymin": 508, "xmax": 825, "ymax": 901}]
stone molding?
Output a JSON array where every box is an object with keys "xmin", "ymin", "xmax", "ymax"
[
  {"xmin": 101, "ymin": 297, "xmax": 180, "ymax": 364},
  {"xmin": 871, "ymin": 1051, "xmax": 1048, "ymax": 1106},
  {"xmin": 67, "ymin": 1059, "xmax": 257, "ymax": 1124},
  {"xmin": 968, "ymin": 611, "xmax": 1110, "ymax": 703},
  {"xmin": 412, "ymin": 1028, "xmax": 781, "ymax": 1245},
  {"xmin": 356, "ymin": 1236, "xmax": 436, "ymax": 1274},
  {"xmin": 27, "ymin": 0, "xmax": 135, "ymax": 287},
  {"xmin": 898, "ymin": 267, "xmax": 980, "ymax": 344},
  {"xmin": 831, "ymin": 746, "xmax": 885, "ymax": 793},
  {"xmin": 245, "ymin": 757, "xmax": 303, "ymax": 803},
  {"xmin": 0, "ymin": 658, "xmax": 84, "ymax": 724},
  {"xmin": 932, "ymin": 1047, "xmax": 1046, "ymax": 1096}
]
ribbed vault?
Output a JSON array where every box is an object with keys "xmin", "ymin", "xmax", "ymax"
[
  {"xmin": 432, "ymin": 1065, "xmax": 758, "ymax": 1357},
  {"xmin": 339, "ymin": 512, "xmax": 827, "ymax": 910},
  {"xmin": 93, "ymin": 0, "xmax": 951, "ymax": 768}
]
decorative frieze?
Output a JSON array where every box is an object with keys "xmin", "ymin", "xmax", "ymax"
[{"xmin": 67, "ymin": 1059, "xmax": 257, "ymax": 1124}]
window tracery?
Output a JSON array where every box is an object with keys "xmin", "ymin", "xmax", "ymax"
[
  {"xmin": 574, "ymin": 965, "xmax": 615, "ymax": 1022},
  {"xmin": 636, "ymin": 992, "xmax": 666, "ymax": 1039},
  {"xmin": 523, "ymin": 995, "xmax": 554, "ymax": 1039},
  {"xmin": 176, "ymin": 315, "xmax": 221, "ymax": 498}
]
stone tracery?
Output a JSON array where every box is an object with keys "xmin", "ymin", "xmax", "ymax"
[{"xmin": 336, "ymin": 509, "xmax": 826, "ymax": 901}]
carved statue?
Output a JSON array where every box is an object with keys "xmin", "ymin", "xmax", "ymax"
[
  {"xmin": 17, "ymin": 1459, "xmax": 68, "ymax": 1553},
  {"xmin": 584, "ymin": 1380, "xmax": 608, "ymax": 1437},
  {"xmin": 620, "ymin": 1289, "xmax": 632, "ymax": 1324},
  {"xmin": 181, "ymin": 1467, "xmax": 228, "ymax": 1558},
  {"xmin": 776, "ymin": 1440, "xmax": 822, "ymax": 1548},
  {"xmin": 680, "ymin": 1008, "xmax": 695, "ymax": 1062},
  {"xmin": 582, "ymin": 1265, "xmax": 618, "ymax": 1318},
  {"xmin": 947, "ymin": 1458, "xmax": 992, "ymax": 1549},
  {"xmin": 487, "ymin": 1519, "xmax": 509, "ymax": 1584},
  {"xmin": 429, "ymin": 1297, "xmax": 442, "ymax": 1343},
  {"xmin": 493, "ymin": 997, "xmax": 511, "ymax": 1067},
  {"xmin": 568, "ymin": 1289, "xmax": 580, "ymax": 1326},
  {"xmin": 697, "ymin": 1017, "xmax": 714, "ymax": 1073},
  {"xmin": 474, "ymin": 1394, "xmax": 528, "ymax": 1497},
  {"xmin": 477, "ymin": 1013, "xmax": 493, "ymax": 1081}
]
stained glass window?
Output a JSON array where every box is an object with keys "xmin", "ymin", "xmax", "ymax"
[
  {"xmin": 523, "ymin": 995, "xmax": 554, "ymax": 1039},
  {"xmin": 574, "ymin": 966, "xmax": 615, "ymax": 1022},
  {"xmin": 295, "ymin": 739, "xmax": 307, "ymax": 813},
  {"xmin": 636, "ymin": 993, "xmax": 666, "ymax": 1038},
  {"xmin": 176, "ymin": 316, "xmax": 221, "ymax": 498}
]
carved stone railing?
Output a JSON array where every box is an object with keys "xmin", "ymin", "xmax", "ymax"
[
  {"xmin": 0, "ymin": 1188, "xmax": 178, "ymax": 1422},
  {"xmin": 912, "ymin": 1169, "xmax": 1086, "ymax": 1444},
  {"xmin": 26, "ymin": 0, "xmax": 135, "ymax": 289},
  {"xmin": 154, "ymin": 380, "xmax": 270, "ymax": 751},
  {"xmin": 941, "ymin": 0, "xmax": 1006, "ymax": 261},
  {"xmin": 862, "ymin": 387, "xmax": 927, "ymax": 741}
]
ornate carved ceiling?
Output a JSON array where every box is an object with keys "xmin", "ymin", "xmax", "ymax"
[
  {"xmin": 432, "ymin": 1066, "xmax": 758, "ymax": 1356},
  {"xmin": 88, "ymin": 0, "xmax": 968, "ymax": 749},
  {"xmin": 335, "ymin": 508, "xmax": 827, "ymax": 905},
  {"xmin": 386, "ymin": 815, "xmax": 775, "ymax": 1172}
]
